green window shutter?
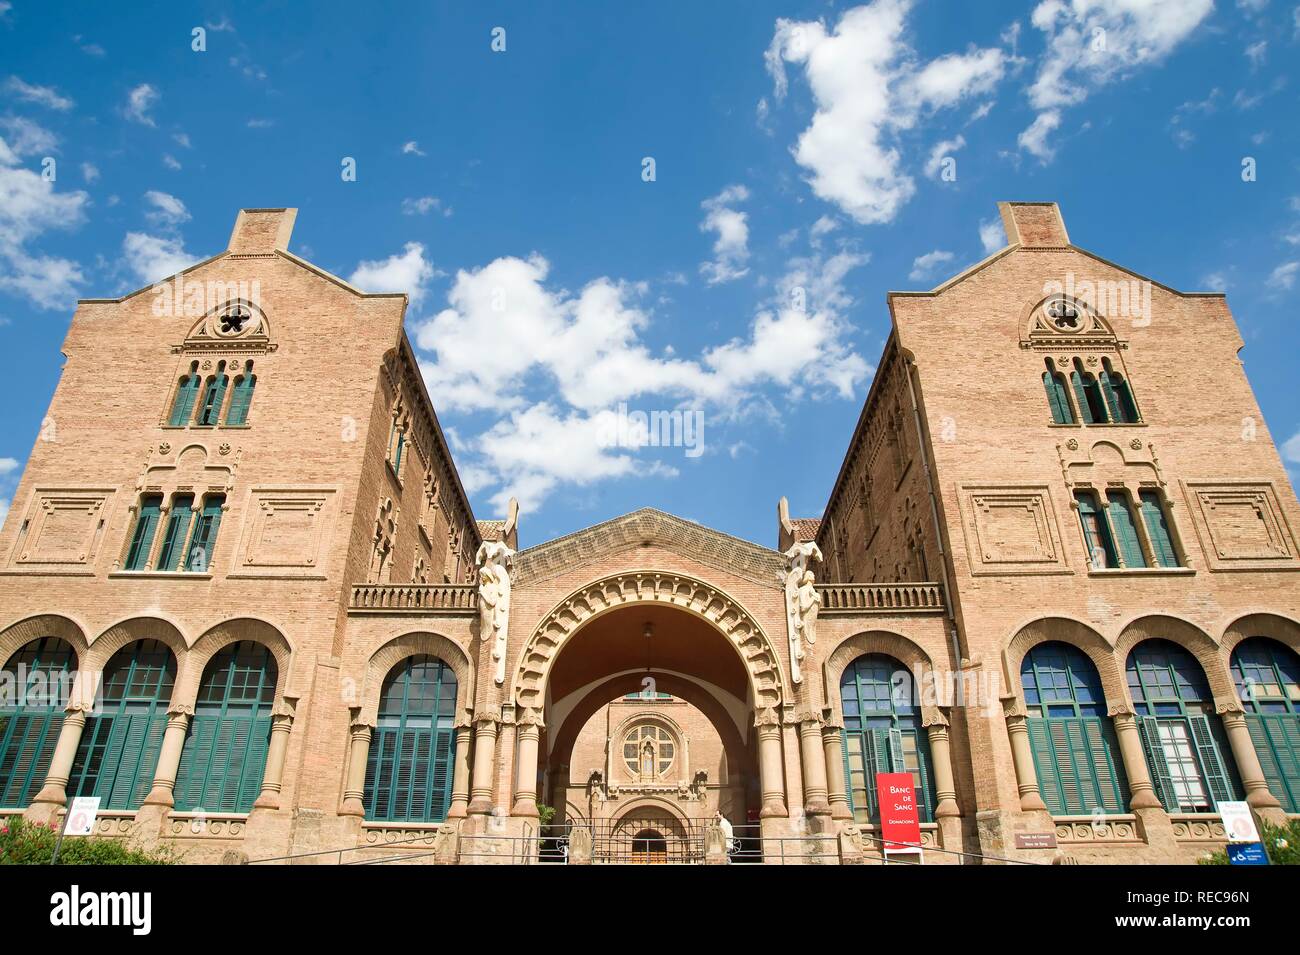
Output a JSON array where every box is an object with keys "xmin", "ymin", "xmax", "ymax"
[
  {"xmin": 197, "ymin": 374, "xmax": 228, "ymax": 426},
  {"xmin": 225, "ymin": 373, "xmax": 255, "ymax": 426},
  {"xmin": 1105, "ymin": 492, "xmax": 1147, "ymax": 568},
  {"xmin": 1084, "ymin": 718, "xmax": 1129, "ymax": 813},
  {"xmin": 1070, "ymin": 372, "xmax": 1096, "ymax": 424},
  {"xmin": 1043, "ymin": 372, "xmax": 1074, "ymax": 424},
  {"xmin": 156, "ymin": 495, "xmax": 194, "ymax": 572},
  {"xmin": 0, "ymin": 712, "xmax": 63, "ymax": 807},
  {"xmin": 168, "ymin": 375, "xmax": 200, "ymax": 426},
  {"xmin": 1138, "ymin": 491, "xmax": 1179, "ymax": 567},
  {"xmin": 1026, "ymin": 718, "xmax": 1064, "ymax": 814},
  {"xmin": 185, "ymin": 496, "xmax": 224, "ymax": 572},
  {"xmin": 1076, "ymin": 492, "xmax": 1118, "ymax": 568},
  {"xmin": 1187, "ymin": 715, "xmax": 1234, "ymax": 808},
  {"xmin": 1248, "ymin": 715, "xmax": 1300, "ymax": 813},
  {"xmin": 1099, "ymin": 371, "xmax": 1124, "ymax": 423},
  {"xmin": 124, "ymin": 496, "xmax": 162, "ymax": 570},
  {"xmin": 1138, "ymin": 717, "xmax": 1175, "ymax": 811}
]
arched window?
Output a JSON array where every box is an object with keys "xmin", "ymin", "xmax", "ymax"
[
  {"xmin": 173, "ymin": 641, "xmax": 276, "ymax": 813},
  {"xmin": 196, "ymin": 361, "xmax": 229, "ymax": 427},
  {"xmin": 1021, "ymin": 642, "xmax": 1127, "ymax": 815},
  {"xmin": 1231, "ymin": 637, "xmax": 1300, "ymax": 813},
  {"xmin": 622, "ymin": 722, "xmax": 675, "ymax": 780},
  {"xmin": 225, "ymin": 362, "xmax": 256, "ymax": 426},
  {"xmin": 67, "ymin": 640, "xmax": 175, "ymax": 809},
  {"xmin": 1127, "ymin": 639, "xmax": 1241, "ymax": 812},
  {"xmin": 1074, "ymin": 490, "xmax": 1118, "ymax": 569},
  {"xmin": 1042, "ymin": 358, "xmax": 1075, "ymax": 424},
  {"xmin": 839, "ymin": 654, "xmax": 936, "ymax": 824},
  {"xmin": 630, "ymin": 828, "xmax": 668, "ymax": 864},
  {"xmin": 1105, "ymin": 490, "xmax": 1147, "ymax": 568},
  {"xmin": 168, "ymin": 362, "xmax": 201, "ymax": 426},
  {"xmin": 0, "ymin": 637, "xmax": 76, "ymax": 807},
  {"xmin": 1099, "ymin": 359, "xmax": 1138, "ymax": 423},
  {"xmin": 1070, "ymin": 358, "xmax": 1108, "ymax": 424},
  {"xmin": 123, "ymin": 494, "xmax": 164, "ymax": 571},
  {"xmin": 364, "ymin": 655, "xmax": 457, "ymax": 821}
]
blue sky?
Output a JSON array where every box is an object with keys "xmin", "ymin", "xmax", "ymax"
[{"xmin": 0, "ymin": 0, "xmax": 1297, "ymax": 549}]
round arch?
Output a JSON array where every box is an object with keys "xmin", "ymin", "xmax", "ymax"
[
  {"xmin": 1114, "ymin": 614, "xmax": 1234, "ymax": 710},
  {"xmin": 83, "ymin": 617, "xmax": 188, "ymax": 673},
  {"xmin": 823, "ymin": 630, "xmax": 946, "ymax": 726},
  {"xmin": 611, "ymin": 795, "xmax": 693, "ymax": 836},
  {"xmin": 1222, "ymin": 612, "xmax": 1300, "ymax": 661},
  {"xmin": 511, "ymin": 571, "xmax": 786, "ymax": 713},
  {"xmin": 1003, "ymin": 617, "xmax": 1126, "ymax": 713},
  {"xmin": 178, "ymin": 618, "xmax": 294, "ymax": 708},
  {"xmin": 359, "ymin": 630, "xmax": 475, "ymax": 724},
  {"xmin": 0, "ymin": 614, "xmax": 88, "ymax": 670}
]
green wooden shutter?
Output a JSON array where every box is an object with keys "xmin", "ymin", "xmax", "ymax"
[
  {"xmin": 1138, "ymin": 491, "xmax": 1179, "ymax": 567},
  {"xmin": 197, "ymin": 374, "xmax": 228, "ymax": 426},
  {"xmin": 1188, "ymin": 715, "xmax": 1234, "ymax": 808},
  {"xmin": 1043, "ymin": 372, "xmax": 1074, "ymax": 424},
  {"xmin": 1083, "ymin": 719, "xmax": 1128, "ymax": 813},
  {"xmin": 1070, "ymin": 372, "xmax": 1096, "ymax": 424},
  {"xmin": 0, "ymin": 712, "xmax": 62, "ymax": 807},
  {"xmin": 185, "ymin": 496, "xmax": 224, "ymax": 572},
  {"xmin": 225, "ymin": 374, "xmax": 255, "ymax": 425},
  {"xmin": 1248, "ymin": 714, "xmax": 1300, "ymax": 813},
  {"xmin": 1138, "ymin": 717, "xmax": 1175, "ymax": 811},
  {"xmin": 168, "ymin": 375, "xmax": 200, "ymax": 426},
  {"xmin": 156, "ymin": 495, "xmax": 194, "ymax": 572},
  {"xmin": 1099, "ymin": 371, "xmax": 1124, "ymax": 423},
  {"xmin": 124, "ymin": 496, "xmax": 162, "ymax": 570},
  {"xmin": 431, "ymin": 729, "xmax": 454, "ymax": 820},
  {"xmin": 1105, "ymin": 492, "xmax": 1147, "ymax": 568}
]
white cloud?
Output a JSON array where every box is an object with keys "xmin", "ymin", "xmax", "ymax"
[
  {"xmin": 1282, "ymin": 429, "xmax": 1300, "ymax": 465},
  {"xmin": 121, "ymin": 232, "xmax": 199, "ymax": 285},
  {"xmin": 698, "ymin": 184, "xmax": 751, "ymax": 285},
  {"xmin": 908, "ymin": 249, "xmax": 955, "ymax": 281},
  {"xmin": 0, "ymin": 115, "xmax": 58, "ymax": 157},
  {"xmin": 402, "ymin": 140, "xmax": 426, "ymax": 156},
  {"xmin": 4, "ymin": 76, "xmax": 74, "ymax": 111},
  {"xmin": 979, "ymin": 216, "xmax": 1007, "ymax": 254},
  {"xmin": 1017, "ymin": 108, "xmax": 1061, "ymax": 161},
  {"xmin": 247, "ymin": 118, "xmax": 275, "ymax": 129},
  {"xmin": 143, "ymin": 190, "xmax": 189, "ymax": 228},
  {"xmin": 81, "ymin": 162, "xmax": 99, "ymax": 183},
  {"xmin": 401, "ymin": 196, "xmax": 446, "ymax": 216},
  {"xmin": 0, "ymin": 134, "xmax": 89, "ymax": 308},
  {"xmin": 0, "ymin": 457, "xmax": 17, "ymax": 474},
  {"xmin": 1266, "ymin": 261, "xmax": 1299, "ymax": 292},
  {"xmin": 924, "ymin": 134, "xmax": 965, "ymax": 178},
  {"xmin": 348, "ymin": 242, "xmax": 435, "ymax": 306},
  {"xmin": 1245, "ymin": 40, "xmax": 1267, "ymax": 69},
  {"xmin": 1200, "ymin": 272, "xmax": 1228, "ymax": 292},
  {"xmin": 124, "ymin": 84, "xmax": 159, "ymax": 126},
  {"xmin": 172, "ymin": 132, "xmax": 191, "ymax": 149},
  {"xmin": 161, "ymin": 154, "xmax": 181, "ymax": 170},
  {"xmin": 765, "ymin": 0, "xmax": 1005, "ymax": 224}
]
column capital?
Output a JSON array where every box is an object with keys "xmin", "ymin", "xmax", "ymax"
[
  {"xmin": 167, "ymin": 702, "xmax": 196, "ymax": 717},
  {"xmin": 1107, "ymin": 702, "xmax": 1136, "ymax": 718}
]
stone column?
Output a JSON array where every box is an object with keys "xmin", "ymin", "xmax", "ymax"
[
  {"xmin": 447, "ymin": 720, "xmax": 474, "ymax": 818},
  {"xmin": 340, "ymin": 721, "xmax": 373, "ymax": 817},
  {"xmin": 756, "ymin": 709, "xmax": 787, "ymax": 818},
  {"xmin": 1110, "ymin": 710, "xmax": 1163, "ymax": 809},
  {"xmin": 821, "ymin": 721, "xmax": 852, "ymax": 821},
  {"xmin": 1004, "ymin": 711, "xmax": 1048, "ymax": 812},
  {"xmin": 512, "ymin": 712, "xmax": 542, "ymax": 818},
  {"xmin": 926, "ymin": 722, "xmax": 960, "ymax": 819},
  {"xmin": 141, "ymin": 706, "xmax": 194, "ymax": 809},
  {"xmin": 25, "ymin": 705, "xmax": 90, "ymax": 825},
  {"xmin": 252, "ymin": 701, "xmax": 296, "ymax": 810},
  {"xmin": 468, "ymin": 717, "xmax": 499, "ymax": 815},
  {"xmin": 1220, "ymin": 707, "xmax": 1285, "ymax": 823},
  {"xmin": 797, "ymin": 716, "xmax": 831, "ymax": 816}
]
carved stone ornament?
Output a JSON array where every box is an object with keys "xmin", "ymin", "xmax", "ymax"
[
  {"xmin": 782, "ymin": 540, "xmax": 823, "ymax": 684},
  {"xmin": 476, "ymin": 540, "xmax": 515, "ymax": 685}
]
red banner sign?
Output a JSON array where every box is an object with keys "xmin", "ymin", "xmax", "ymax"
[{"xmin": 875, "ymin": 772, "xmax": 922, "ymax": 854}]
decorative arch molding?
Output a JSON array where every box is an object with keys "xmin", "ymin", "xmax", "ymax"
[
  {"xmin": 1019, "ymin": 292, "xmax": 1123, "ymax": 349},
  {"xmin": 83, "ymin": 617, "xmax": 188, "ymax": 673},
  {"xmin": 177, "ymin": 617, "xmax": 295, "ymax": 710},
  {"xmin": 1002, "ymin": 616, "xmax": 1127, "ymax": 713},
  {"xmin": 183, "ymin": 297, "xmax": 272, "ymax": 348},
  {"xmin": 610, "ymin": 796, "xmax": 693, "ymax": 836},
  {"xmin": 358, "ymin": 630, "xmax": 474, "ymax": 725},
  {"xmin": 823, "ymin": 630, "xmax": 945, "ymax": 727},
  {"xmin": 1221, "ymin": 612, "xmax": 1300, "ymax": 661},
  {"xmin": 0, "ymin": 613, "xmax": 89, "ymax": 669},
  {"xmin": 511, "ymin": 571, "xmax": 785, "ymax": 712},
  {"xmin": 1114, "ymin": 614, "xmax": 1236, "ymax": 711}
]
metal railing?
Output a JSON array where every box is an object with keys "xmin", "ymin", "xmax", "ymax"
[
  {"xmin": 348, "ymin": 583, "xmax": 478, "ymax": 613},
  {"xmin": 816, "ymin": 582, "xmax": 944, "ymax": 613}
]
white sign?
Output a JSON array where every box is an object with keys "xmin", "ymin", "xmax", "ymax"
[
  {"xmin": 64, "ymin": 796, "xmax": 101, "ymax": 836},
  {"xmin": 1218, "ymin": 801, "xmax": 1260, "ymax": 844}
]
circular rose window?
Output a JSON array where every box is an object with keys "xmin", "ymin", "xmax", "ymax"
[{"xmin": 623, "ymin": 723, "xmax": 675, "ymax": 779}]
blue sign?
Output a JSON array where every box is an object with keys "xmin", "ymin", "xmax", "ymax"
[{"xmin": 1227, "ymin": 842, "xmax": 1269, "ymax": 866}]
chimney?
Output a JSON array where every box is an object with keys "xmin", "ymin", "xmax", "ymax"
[
  {"xmin": 998, "ymin": 202, "xmax": 1070, "ymax": 249},
  {"xmin": 227, "ymin": 208, "xmax": 297, "ymax": 255}
]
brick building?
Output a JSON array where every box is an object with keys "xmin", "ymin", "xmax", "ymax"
[{"xmin": 1, "ymin": 203, "xmax": 1296, "ymax": 864}]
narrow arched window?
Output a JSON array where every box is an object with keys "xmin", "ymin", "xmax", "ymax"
[
  {"xmin": 840, "ymin": 654, "xmax": 935, "ymax": 824},
  {"xmin": 1021, "ymin": 642, "xmax": 1127, "ymax": 814},
  {"xmin": 1100, "ymin": 359, "xmax": 1139, "ymax": 423},
  {"xmin": 1074, "ymin": 490, "xmax": 1118, "ymax": 569},
  {"xmin": 364, "ymin": 655, "xmax": 457, "ymax": 821},
  {"xmin": 1070, "ymin": 358, "xmax": 1108, "ymax": 424},
  {"xmin": 0, "ymin": 637, "xmax": 76, "ymax": 807},
  {"xmin": 1127, "ymin": 639, "xmax": 1241, "ymax": 812},
  {"xmin": 173, "ymin": 641, "xmax": 276, "ymax": 813},
  {"xmin": 1105, "ymin": 490, "xmax": 1148, "ymax": 568},
  {"xmin": 67, "ymin": 640, "xmax": 175, "ymax": 809},
  {"xmin": 225, "ymin": 361, "xmax": 256, "ymax": 425},
  {"xmin": 1231, "ymin": 638, "xmax": 1300, "ymax": 813},
  {"xmin": 1138, "ymin": 490, "xmax": 1181, "ymax": 567},
  {"xmin": 1042, "ymin": 359, "xmax": 1075, "ymax": 424},
  {"xmin": 184, "ymin": 494, "xmax": 225, "ymax": 573},
  {"xmin": 156, "ymin": 494, "xmax": 194, "ymax": 572},
  {"xmin": 168, "ymin": 362, "xmax": 201, "ymax": 426},
  {"xmin": 196, "ymin": 361, "xmax": 229, "ymax": 426},
  {"xmin": 124, "ymin": 494, "xmax": 163, "ymax": 571}
]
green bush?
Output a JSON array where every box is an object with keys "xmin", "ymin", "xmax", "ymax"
[
  {"xmin": 1198, "ymin": 817, "xmax": 1300, "ymax": 866},
  {"xmin": 0, "ymin": 817, "xmax": 178, "ymax": 865}
]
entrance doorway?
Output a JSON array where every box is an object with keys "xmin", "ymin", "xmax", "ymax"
[{"xmin": 631, "ymin": 829, "xmax": 668, "ymax": 863}]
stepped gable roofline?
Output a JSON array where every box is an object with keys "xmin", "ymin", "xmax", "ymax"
[{"xmin": 511, "ymin": 507, "xmax": 784, "ymax": 588}]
